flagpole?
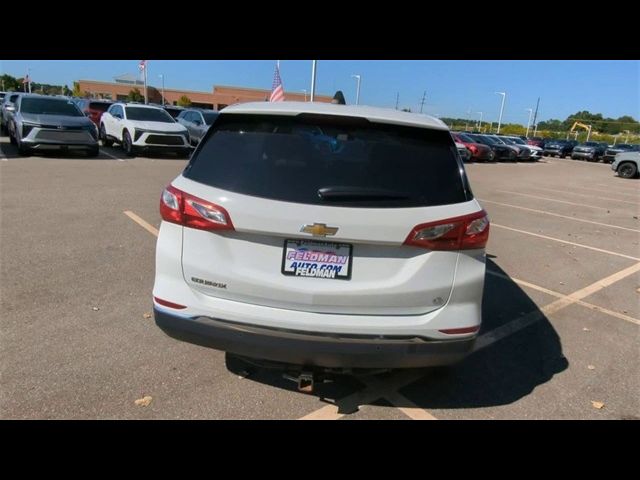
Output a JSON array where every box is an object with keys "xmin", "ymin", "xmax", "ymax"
[
  {"xmin": 310, "ymin": 60, "xmax": 317, "ymax": 102},
  {"xmin": 28, "ymin": 68, "xmax": 31, "ymax": 94}
]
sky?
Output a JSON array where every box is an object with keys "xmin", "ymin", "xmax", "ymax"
[{"xmin": 1, "ymin": 60, "xmax": 638, "ymax": 124}]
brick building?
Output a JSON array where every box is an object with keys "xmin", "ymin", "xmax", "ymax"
[{"xmin": 75, "ymin": 79, "xmax": 333, "ymax": 110}]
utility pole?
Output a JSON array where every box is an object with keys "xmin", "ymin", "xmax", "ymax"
[
  {"xmin": 395, "ymin": 92, "xmax": 399, "ymax": 110},
  {"xmin": 531, "ymin": 97, "xmax": 540, "ymax": 136},
  {"xmin": 310, "ymin": 60, "xmax": 317, "ymax": 102},
  {"xmin": 525, "ymin": 108, "xmax": 534, "ymax": 137},
  {"xmin": 351, "ymin": 74, "xmax": 361, "ymax": 105},
  {"xmin": 495, "ymin": 92, "xmax": 506, "ymax": 134},
  {"xmin": 419, "ymin": 91, "xmax": 427, "ymax": 113},
  {"xmin": 159, "ymin": 74, "xmax": 165, "ymax": 105},
  {"xmin": 144, "ymin": 65, "xmax": 148, "ymax": 104}
]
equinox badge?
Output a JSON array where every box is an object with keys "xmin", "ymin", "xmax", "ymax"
[{"xmin": 300, "ymin": 223, "xmax": 339, "ymax": 237}]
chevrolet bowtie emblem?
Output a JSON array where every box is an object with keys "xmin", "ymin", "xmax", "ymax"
[{"xmin": 300, "ymin": 223, "xmax": 339, "ymax": 237}]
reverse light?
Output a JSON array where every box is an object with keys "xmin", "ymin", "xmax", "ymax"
[
  {"xmin": 404, "ymin": 210, "xmax": 490, "ymax": 251},
  {"xmin": 160, "ymin": 185, "xmax": 234, "ymax": 231}
]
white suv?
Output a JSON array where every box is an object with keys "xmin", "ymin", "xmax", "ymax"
[
  {"xmin": 153, "ymin": 102, "xmax": 489, "ymax": 370},
  {"xmin": 100, "ymin": 103, "xmax": 190, "ymax": 156}
]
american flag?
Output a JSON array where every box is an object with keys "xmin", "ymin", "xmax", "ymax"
[
  {"xmin": 139, "ymin": 60, "xmax": 146, "ymax": 71},
  {"xmin": 269, "ymin": 63, "xmax": 285, "ymax": 102},
  {"xmin": 22, "ymin": 74, "xmax": 30, "ymax": 84}
]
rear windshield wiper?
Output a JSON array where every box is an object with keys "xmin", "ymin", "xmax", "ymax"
[{"xmin": 318, "ymin": 186, "xmax": 411, "ymax": 201}]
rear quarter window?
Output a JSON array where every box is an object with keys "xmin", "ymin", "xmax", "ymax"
[{"xmin": 183, "ymin": 113, "xmax": 471, "ymax": 208}]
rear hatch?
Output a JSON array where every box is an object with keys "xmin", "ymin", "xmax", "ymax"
[{"xmin": 174, "ymin": 112, "xmax": 478, "ymax": 315}]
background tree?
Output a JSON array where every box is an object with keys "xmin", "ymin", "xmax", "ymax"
[
  {"xmin": 1, "ymin": 74, "xmax": 22, "ymax": 91},
  {"xmin": 72, "ymin": 82, "xmax": 82, "ymax": 97},
  {"xmin": 177, "ymin": 95, "xmax": 192, "ymax": 107},
  {"xmin": 127, "ymin": 88, "xmax": 144, "ymax": 102}
]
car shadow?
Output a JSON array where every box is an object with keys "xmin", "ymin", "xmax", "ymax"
[
  {"xmin": 225, "ymin": 257, "xmax": 568, "ymax": 416},
  {"xmin": 0, "ymin": 137, "xmax": 20, "ymax": 159}
]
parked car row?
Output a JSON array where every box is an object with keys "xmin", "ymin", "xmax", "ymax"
[
  {"xmin": 0, "ymin": 92, "xmax": 220, "ymax": 157},
  {"xmin": 452, "ymin": 132, "xmax": 542, "ymax": 162}
]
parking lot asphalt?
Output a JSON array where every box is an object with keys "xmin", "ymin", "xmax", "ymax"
[{"xmin": 1, "ymin": 137, "xmax": 638, "ymax": 420}]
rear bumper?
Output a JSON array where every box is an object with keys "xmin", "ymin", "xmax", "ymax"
[
  {"xmin": 154, "ymin": 307, "xmax": 476, "ymax": 369},
  {"xmin": 572, "ymin": 151, "xmax": 597, "ymax": 159}
]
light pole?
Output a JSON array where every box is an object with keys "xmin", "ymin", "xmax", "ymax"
[
  {"xmin": 351, "ymin": 74, "xmax": 361, "ymax": 105},
  {"xmin": 476, "ymin": 112, "xmax": 483, "ymax": 130},
  {"xmin": 158, "ymin": 74, "xmax": 165, "ymax": 105},
  {"xmin": 525, "ymin": 108, "xmax": 533, "ymax": 137},
  {"xmin": 310, "ymin": 60, "xmax": 317, "ymax": 102},
  {"xmin": 301, "ymin": 89, "xmax": 308, "ymax": 102},
  {"xmin": 495, "ymin": 92, "xmax": 506, "ymax": 134}
]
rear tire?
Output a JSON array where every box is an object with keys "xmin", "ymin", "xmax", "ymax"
[
  {"xmin": 618, "ymin": 162, "xmax": 638, "ymax": 179},
  {"xmin": 100, "ymin": 124, "xmax": 113, "ymax": 147},
  {"xmin": 122, "ymin": 130, "xmax": 135, "ymax": 157},
  {"xmin": 16, "ymin": 135, "xmax": 31, "ymax": 156}
]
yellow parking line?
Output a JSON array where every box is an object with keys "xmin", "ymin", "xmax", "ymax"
[
  {"xmin": 546, "ymin": 261, "xmax": 640, "ymax": 311},
  {"xmin": 527, "ymin": 186, "xmax": 639, "ymax": 206},
  {"xmin": 123, "ymin": 211, "xmax": 159, "ymax": 237},
  {"xmin": 487, "ymin": 270, "xmax": 640, "ymax": 326},
  {"xmin": 480, "ymin": 199, "xmax": 640, "ymax": 233},
  {"xmin": 493, "ymin": 190, "xmax": 610, "ymax": 211},
  {"xmin": 299, "ymin": 404, "xmax": 345, "ymax": 420},
  {"xmin": 574, "ymin": 300, "xmax": 640, "ymax": 326},
  {"xmin": 491, "ymin": 223, "xmax": 640, "ymax": 261},
  {"xmin": 385, "ymin": 392, "xmax": 438, "ymax": 420}
]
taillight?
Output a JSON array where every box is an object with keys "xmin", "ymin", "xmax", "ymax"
[
  {"xmin": 439, "ymin": 326, "xmax": 480, "ymax": 335},
  {"xmin": 468, "ymin": 144, "xmax": 478, "ymax": 154},
  {"xmin": 153, "ymin": 296, "xmax": 187, "ymax": 310},
  {"xmin": 160, "ymin": 185, "xmax": 234, "ymax": 231},
  {"xmin": 404, "ymin": 210, "xmax": 490, "ymax": 251}
]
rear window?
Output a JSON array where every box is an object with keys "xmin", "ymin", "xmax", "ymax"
[
  {"xmin": 89, "ymin": 102, "xmax": 111, "ymax": 112},
  {"xmin": 184, "ymin": 114, "xmax": 471, "ymax": 208}
]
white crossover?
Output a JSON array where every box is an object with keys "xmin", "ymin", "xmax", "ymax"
[
  {"xmin": 99, "ymin": 103, "xmax": 190, "ymax": 156},
  {"xmin": 153, "ymin": 101, "xmax": 490, "ymax": 369}
]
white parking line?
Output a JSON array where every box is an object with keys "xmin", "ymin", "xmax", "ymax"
[
  {"xmin": 101, "ymin": 149, "xmax": 125, "ymax": 161},
  {"xmin": 595, "ymin": 183, "xmax": 639, "ymax": 192},
  {"xmin": 491, "ymin": 223, "xmax": 640, "ymax": 261},
  {"xmin": 527, "ymin": 186, "xmax": 639, "ymax": 206},
  {"xmin": 567, "ymin": 185, "xmax": 640, "ymax": 198},
  {"xmin": 492, "ymin": 190, "xmax": 610, "ymax": 211},
  {"xmin": 479, "ymin": 199, "xmax": 640, "ymax": 233}
]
